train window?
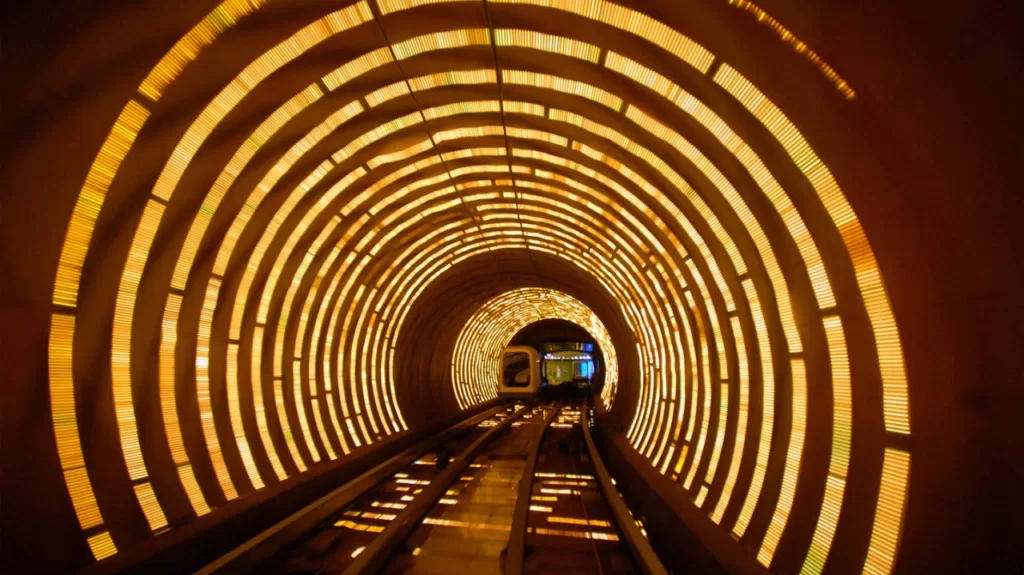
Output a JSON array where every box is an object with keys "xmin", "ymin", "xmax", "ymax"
[{"xmin": 502, "ymin": 351, "xmax": 532, "ymax": 387}]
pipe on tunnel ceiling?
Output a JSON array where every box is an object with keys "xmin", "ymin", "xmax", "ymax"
[{"xmin": 12, "ymin": 1, "xmax": 916, "ymax": 573}]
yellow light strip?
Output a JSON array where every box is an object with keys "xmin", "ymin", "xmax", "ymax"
[
  {"xmin": 160, "ymin": 295, "xmax": 213, "ymax": 514},
  {"xmin": 491, "ymin": 0, "xmax": 714, "ymax": 72},
  {"xmin": 391, "ymin": 28, "xmax": 490, "ymax": 60},
  {"xmin": 433, "ymin": 125, "xmax": 504, "ymax": 144},
  {"xmin": 734, "ymin": 279, "xmax": 774, "ymax": 536},
  {"xmin": 376, "ymin": 0, "xmax": 465, "ymax": 15},
  {"xmin": 423, "ymin": 100, "xmax": 501, "ymax": 119},
  {"xmin": 408, "ymin": 69, "xmax": 497, "ymax": 91},
  {"xmin": 53, "ymin": 101, "xmax": 149, "ymax": 307},
  {"xmin": 196, "ymin": 277, "xmax": 239, "ymax": 499},
  {"xmin": 132, "ymin": 482, "xmax": 168, "ymax": 531},
  {"xmin": 441, "ymin": 147, "xmax": 506, "ymax": 162},
  {"xmin": 864, "ymin": 449, "xmax": 910, "ymax": 575},
  {"xmin": 802, "ymin": 316, "xmax": 852, "ymax": 573},
  {"xmin": 507, "ymin": 127, "xmax": 568, "ymax": 146},
  {"xmin": 704, "ymin": 381, "xmax": 729, "ymax": 494},
  {"xmin": 503, "ymin": 70, "xmax": 622, "ymax": 110},
  {"xmin": 253, "ymin": 326, "xmax": 292, "ymax": 475},
  {"xmin": 138, "ymin": 0, "xmax": 271, "ymax": 100},
  {"xmin": 322, "ymin": 47, "xmax": 395, "ymax": 91},
  {"xmin": 291, "ymin": 362, "xmax": 322, "ymax": 462},
  {"xmin": 86, "ymin": 532, "xmax": 117, "ymax": 560},
  {"xmin": 368, "ymin": 139, "xmax": 434, "ymax": 168},
  {"xmin": 227, "ymin": 344, "xmax": 266, "ymax": 488},
  {"xmin": 758, "ymin": 358, "xmax": 807, "ymax": 565},
  {"xmin": 49, "ymin": 314, "xmax": 107, "ymax": 538},
  {"xmin": 365, "ymin": 80, "xmax": 410, "ymax": 107},
  {"xmin": 714, "ymin": 64, "xmax": 908, "ymax": 435},
  {"xmin": 494, "ymin": 29, "xmax": 600, "ymax": 63},
  {"xmin": 547, "ymin": 516, "xmax": 611, "ymax": 527},
  {"xmin": 533, "ymin": 527, "xmax": 619, "ymax": 541},
  {"xmin": 112, "ymin": 199, "xmax": 165, "ymax": 482},
  {"xmin": 712, "ymin": 315, "xmax": 749, "ymax": 522},
  {"xmin": 683, "ymin": 290, "xmax": 711, "ymax": 489},
  {"xmin": 503, "ymin": 100, "xmax": 546, "ymax": 116},
  {"xmin": 332, "ymin": 111, "xmax": 421, "ymax": 164}
]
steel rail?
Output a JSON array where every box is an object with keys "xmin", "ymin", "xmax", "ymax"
[
  {"xmin": 504, "ymin": 400, "xmax": 564, "ymax": 574},
  {"xmin": 581, "ymin": 403, "xmax": 669, "ymax": 575},
  {"xmin": 337, "ymin": 401, "xmax": 534, "ymax": 574}
]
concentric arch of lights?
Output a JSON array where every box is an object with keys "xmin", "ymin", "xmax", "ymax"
[
  {"xmin": 451, "ymin": 287, "xmax": 620, "ymax": 409},
  {"xmin": 44, "ymin": 1, "xmax": 910, "ymax": 573}
]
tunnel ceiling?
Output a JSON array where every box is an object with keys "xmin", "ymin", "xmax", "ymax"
[{"xmin": 6, "ymin": 0, "xmax": 1022, "ymax": 573}]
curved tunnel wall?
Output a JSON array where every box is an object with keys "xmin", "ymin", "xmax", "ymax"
[{"xmin": 3, "ymin": 0, "xmax": 1021, "ymax": 573}]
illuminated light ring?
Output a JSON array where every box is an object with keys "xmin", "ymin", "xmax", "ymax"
[
  {"xmin": 299, "ymin": 120, "xmax": 733, "ymax": 456},
  {"xmin": 380, "ymin": 226, "xmax": 643, "ymax": 386},
  {"xmin": 360, "ymin": 84, "xmax": 839, "ymax": 560},
  {"xmin": 311, "ymin": 188, "xmax": 655, "ymax": 421},
  {"xmin": 264, "ymin": 133, "xmax": 733, "ymax": 509},
  {"xmin": 280, "ymin": 129, "xmax": 770, "ymax": 556},
  {"xmin": 44, "ymin": 0, "xmax": 344, "ymax": 553},
  {"xmin": 323, "ymin": 168, "xmax": 679, "ymax": 403},
  {"xmin": 68, "ymin": 54, "xmax": 741, "ymax": 552},
  {"xmin": 451, "ymin": 288, "xmax": 618, "ymax": 407},
  {"xmin": 212, "ymin": 106, "xmax": 605, "ymax": 465},
  {"xmin": 372, "ymin": 195, "xmax": 643, "ymax": 403},
  {"xmin": 346, "ymin": 205, "xmax": 671, "ymax": 444},
  {"xmin": 79, "ymin": 105, "xmax": 753, "ymax": 564},
  {"xmin": 43, "ymin": 3, "xmax": 909, "ymax": 572},
  {"xmin": 218, "ymin": 112, "xmax": 704, "ymax": 458},
  {"xmin": 335, "ymin": 129, "xmax": 737, "ymax": 470},
  {"xmin": 307, "ymin": 189, "xmax": 647, "ymax": 411}
]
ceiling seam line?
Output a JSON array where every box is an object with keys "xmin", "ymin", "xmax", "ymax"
[
  {"xmin": 368, "ymin": 3, "xmax": 495, "ymax": 273},
  {"xmin": 482, "ymin": 0, "xmax": 544, "ymax": 293}
]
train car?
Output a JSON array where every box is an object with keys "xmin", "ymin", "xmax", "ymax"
[{"xmin": 497, "ymin": 345, "xmax": 541, "ymax": 398}]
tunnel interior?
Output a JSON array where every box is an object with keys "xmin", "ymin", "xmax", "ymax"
[
  {"xmin": 509, "ymin": 318, "xmax": 609, "ymax": 392},
  {"xmin": 2, "ymin": 0, "xmax": 1022, "ymax": 573}
]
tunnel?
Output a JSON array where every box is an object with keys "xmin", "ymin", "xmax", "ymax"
[{"xmin": 2, "ymin": 0, "xmax": 1021, "ymax": 573}]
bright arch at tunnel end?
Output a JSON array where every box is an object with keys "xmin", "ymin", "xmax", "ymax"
[{"xmin": 450, "ymin": 287, "xmax": 620, "ymax": 410}]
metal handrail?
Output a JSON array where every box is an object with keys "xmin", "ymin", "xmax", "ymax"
[{"xmin": 581, "ymin": 404, "xmax": 669, "ymax": 575}]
